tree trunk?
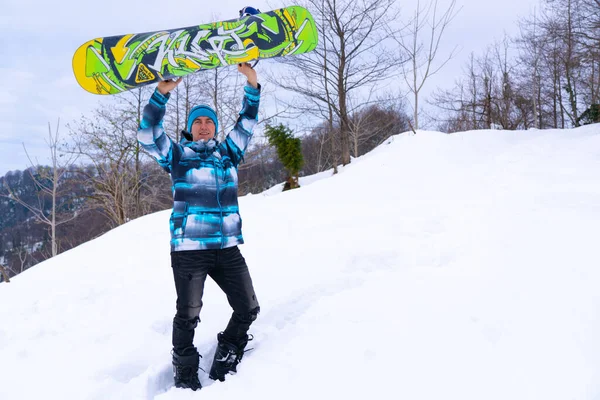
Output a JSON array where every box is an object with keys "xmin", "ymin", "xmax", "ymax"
[
  {"xmin": 318, "ymin": 131, "xmax": 325, "ymax": 172},
  {"xmin": 553, "ymin": 55, "xmax": 560, "ymax": 128},
  {"xmin": 52, "ymin": 164, "xmax": 58, "ymax": 257},
  {"xmin": 353, "ymin": 122, "xmax": 359, "ymax": 158},
  {"xmin": 484, "ymin": 77, "xmax": 492, "ymax": 128},
  {"xmin": 0, "ymin": 265, "xmax": 10, "ymax": 283},
  {"xmin": 414, "ymin": 88, "xmax": 419, "ymax": 131},
  {"xmin": 338, "ymin": 50, "xmax": 351, "ymax": 165},
  {"xmin": 558, "ymin": 75, "xmax": 566, "ymax": 128},
  {"xmin": 322, "ymin": 4, "xmax": 338, "ymax": 174},
  {"xmin": 413, "ymin": 42, "xmax": 419, "ymax": 130},
  {"xmin": 329, "ymin": 118, "xmax": 338, "ymax": 174},
  {"xmin": 470, "ymin": 55, "xmax": 477, "ymax": 128},
  {"xmin": 135, "ymin": 89, "xmax": 142, "ymax": 218},
  {"xmin": 533, "ymin": 74, "xmax": 539, "ymax": 129},
  {"xmin": 565, "ymin": 0, "xmax": 580, "ymax": 126}
]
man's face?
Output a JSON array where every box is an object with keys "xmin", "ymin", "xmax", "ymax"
[{"xmin": 191, "ymin": 117, "xmax": 216, "ymax": 141}]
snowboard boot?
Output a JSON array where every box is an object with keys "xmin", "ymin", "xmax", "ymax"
[
  {"xmin": 208, "ymin": 332, "xmax": 253, "ymax": 382},
  {"xmin": 172, "ymin": 348, "xmax": 202, "ymax": 391}
]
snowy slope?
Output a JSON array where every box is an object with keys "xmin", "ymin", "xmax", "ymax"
[{"xmin": 1, "ymin": 126, "xmax": 599, "ymax": 400}]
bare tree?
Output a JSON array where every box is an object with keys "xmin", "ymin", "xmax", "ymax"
[
  {"xmin": 432, "ymin": 0, "xmax": 600, "ymax": 132},
  {"xmin": 517, "ymin": 8, "xmax": 544, "ymax": 128},
  {"xmin": 300, "ymin": 122, "xmax": 337, "ymax": 175},
  {"xmin": 16, "ymin": 246, "xmax": 28, "ymax": 274},
  {"xmin": 67, "ymin": 83, "xmax": 178, "ymax": 227},
  {"xmin": 491, "ymin": 35, "xmax": 521, "ymax": 129},
  {"xmin": 530, "ymin": 0, "xmax": 587, "ymax": 128},
  {"xmin": 539, "ymin": 21, "xmax": 566, "ymax": 128},
  {"xmin": 237, "ymin": 138, "xmax": 286, "ymax": 194},
  {"xmin": 573, "ymin": 0, "xmax": 600, "ymax": 112},
  {"xmin": 348, "ymin": 96, "xmax": 409, "ymax": 156},
  {"xmin": 117, "ymin": 86, "xmax": 154, "ymax": 216},
  {"xmin": 432, "ymin": 52, "xmax": 480, "ymax": 131},
  {"xmin": 396, "ymin": 0, "xmax": 459, "ymax": 131},
  {"xmin": 561, "ymin": 0, "xmax": 583, "ymax": 125},
  {"xmin": 2, "ymin": 120, "xmax": 80, "ymax": 257},
  {"xmin": 70, "ymin": 103, "xmax": 142, "ymax": 227},
  {"xmin": 272, "ymin": 0, "xmax": 399, "ymax": 166},
  {"xmin": 432, "ymin": 50, "xmax": 495, "ymax": 131},
  {"xmin": 432, "ymin": 42, "xmax": 530, "ymax": 131}
]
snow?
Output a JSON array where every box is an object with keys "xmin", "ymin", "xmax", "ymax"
[{"xmin": 1, "ymin": 126, "xmax": 600, "ymax": 399}]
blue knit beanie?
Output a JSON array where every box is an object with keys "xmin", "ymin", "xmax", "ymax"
[{"xmin": 187, "ymin": 105, "xmax": 219, "ymax": 135}]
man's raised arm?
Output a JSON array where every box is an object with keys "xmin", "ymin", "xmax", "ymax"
[
  {"xmin": 137, "ymin": 78, "xmax": 182, "ymax": 173},
  {"xmin": 224, "ymin": 64, "xmax": 261, "ymax": 165}
]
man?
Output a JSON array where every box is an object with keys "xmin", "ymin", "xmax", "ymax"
[{"xmin": 137, "ymin": 63, "xmax": 261, "ymax": 391}]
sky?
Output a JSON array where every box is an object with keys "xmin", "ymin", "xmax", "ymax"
[
  {"xmin": 1, "ymin": 124, "xmax": 599, "ymax": 399},
  {"xmin": 0, "ymin": 0, "xmax": 543, "ymax": 176}
]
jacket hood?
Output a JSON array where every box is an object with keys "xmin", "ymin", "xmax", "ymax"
[{"xmin": 180, "ymin": 137, "xmax": 218, "ymax": 157}]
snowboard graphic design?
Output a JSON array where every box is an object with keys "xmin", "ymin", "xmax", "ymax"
[{"xmin": 72, "ymin": 6, "xmax": 318, "ymax": 95}]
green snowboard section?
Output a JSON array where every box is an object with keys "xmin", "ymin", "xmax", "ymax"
[{"xmin": 73, "ymin": 6, "xmax": 318, "ymax": 95}]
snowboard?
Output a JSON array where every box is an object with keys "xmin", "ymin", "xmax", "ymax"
[{"xmin": 72, "ymin": 6, "xmax": 318, "ymax": 95}]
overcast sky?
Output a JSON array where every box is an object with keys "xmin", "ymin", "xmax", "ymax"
[{"xmin": 0, "ymin": 0, "xmax": 542, "ymax": 176}]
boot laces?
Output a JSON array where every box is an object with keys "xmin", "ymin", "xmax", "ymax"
[{"xmin": 172, "ymin": 351, "xmax": 202, "ymax": 379}]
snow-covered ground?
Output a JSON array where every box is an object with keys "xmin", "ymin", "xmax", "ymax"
[{"xmin": 1, "ymin": 126, "xmax": 599, "ymax": 400}]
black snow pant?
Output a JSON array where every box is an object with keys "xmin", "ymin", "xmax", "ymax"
[{"xmin": 170, "ymin": 246, "xmax": 260, "ymax": 356}]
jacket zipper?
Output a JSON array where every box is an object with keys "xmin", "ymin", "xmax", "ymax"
[{"xmin": 214, "ymin": 161, "xmax": 224, "ymax": 248}]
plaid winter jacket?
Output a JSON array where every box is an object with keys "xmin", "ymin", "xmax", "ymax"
[{"xmin": 137, "ymin": 84, "xmax": 260, "ymax": 251}]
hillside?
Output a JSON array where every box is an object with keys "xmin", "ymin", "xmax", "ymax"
[{"xmin": 1, "ymin": 127, "xmax": 599, "ymax": 400}]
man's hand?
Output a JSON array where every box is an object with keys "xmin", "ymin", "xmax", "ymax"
[
  {"xmin": 157, "ymin": 77, "xmax": 183, "ymax": 95},
  {"xmin": 238, "ymin": 63, "xmax": 258, "ymax": 89}
]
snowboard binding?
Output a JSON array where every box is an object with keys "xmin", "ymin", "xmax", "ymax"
[{"xmin": 239, "ymin": 6, "xmax": 261, "ymax": 17}]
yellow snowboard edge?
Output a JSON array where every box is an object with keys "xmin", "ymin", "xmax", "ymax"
[{"xmin": 72, "ymin": 39, "xmax": 104, "ymax": 95}]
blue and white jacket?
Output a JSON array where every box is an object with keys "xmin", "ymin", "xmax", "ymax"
[{"xmin": 138, "ymin": 84, "xmax": 260, "ymax": 252}]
